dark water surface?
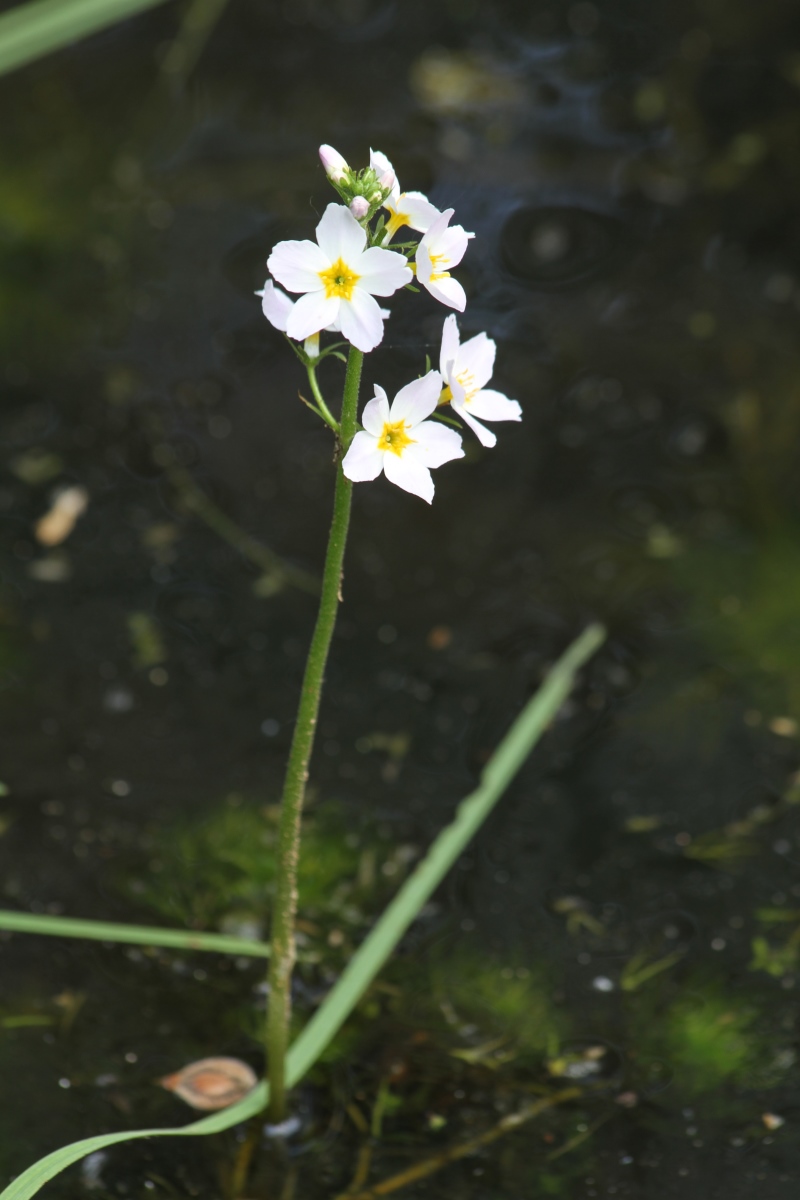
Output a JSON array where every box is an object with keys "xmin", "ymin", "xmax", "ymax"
[{"xmin": 3, "ymin": 0, "xmax": 800, "ymax": 1195}]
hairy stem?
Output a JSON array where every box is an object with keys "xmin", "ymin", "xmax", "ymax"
[{"xmin": 266, "ymin": 345, "xmax": 363, "ymax": 1122}]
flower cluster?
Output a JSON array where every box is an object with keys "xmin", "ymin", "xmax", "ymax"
[{"xmin": 258, "ymin": 144, "xmax": 521, "ymax": 502}]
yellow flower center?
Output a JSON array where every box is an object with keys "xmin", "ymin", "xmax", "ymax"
[
  {"xmin": 319, "ymin": 257, "xmax": 360, "ymax": 300},
  {"xmin": 377, "ymin": 418, "xmax": 415, "ymax": 456},
  {"xmin": 384, "ymin": 209, "xmax": 409, "ymax": 241},
  {"xmin": 439, "ymin": 372, "xmax": 477, "ymax": 407},
  {"xmin": 429, "ymin": 251, "xmax": 451, "ymax": 283}
]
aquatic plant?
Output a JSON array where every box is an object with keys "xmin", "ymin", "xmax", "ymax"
[
  {"xmin": 629, "ymin": 980, "xmax": 769, "ymax": 1098},
  {"xmin": 258, "ymin": 143, "xmax": 522, "ymax": 1120},
  {"xmin": 0, "ymin": 137, "xmax": 604, "ymax": 1197}
]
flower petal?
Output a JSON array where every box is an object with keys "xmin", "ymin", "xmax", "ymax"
[
  {"xmin": 424, "ymin": 274, "xmax": 467, "ymax": 311},
  {"xmin": 259, "ymin": 281, "xmax": 293, "ymax": 331},
  {"xmin": 467, "ymin": 388, "xmax": 522, "ymax": 422},
  {"xmin": 421, "ymin": 207, "xmax": 455, "ymax": 247},
  {"xmin": 436, "ymin": 224, "xmax": 473, "ymax": 268},
  {"xmin": 370, "ymin": 148, "xmax": 393, "ymax": 176},
  {"xmin": 315, "ymin": 203, "xmax": 366, "ymax": 264},
  {"xmin": 342, "ymin": 432, "xmax": 385, "ymax": 482},
  {"xmin": 454, "ymin": 403, "xmax": 497, "ymax": 448},
  {"xmin": 338, "ymin": 288, "xmax": 386, "ymax": 353},
  {"xmin": 439, "ymin": 314, "xmax": 460, "ymax": 378},
  {"xmin": 456, "ymin": 332, "xmax": 495, "ymax": 390},
  {"xmin": 267, "ymin": 239, "xmax": 329, "ymax": 293},
  {"xmin": 398, "ymin": 192, "xmax": 441, "ymax": 233},
  {"xmin": 285, "ymin": 291, "xmax": 340, "ymax": 341},
  {"xmin": 415, "ymin": 240, "xmax": 435, "ymax": 286},
  {"xmin": 407, "ymin": 419, "xmax": 464, "ymax": 467},
  {"xmin": 357, "ymin": 247, "xmax": 413, "ymax": 296},
  {"xmin": 371, "ymin": 149, "xmax": 400, "ymax": 205},
  {"xmin": 383, "ymin": 449, "xmax": 435, "ymax": 504},
  {"xmin": 361, "ymin": 387, "xmax": 391, "ymax": 437},
  {"xmin": 389, "ymin": 370, "xmax": 442, "ymax": 427}
]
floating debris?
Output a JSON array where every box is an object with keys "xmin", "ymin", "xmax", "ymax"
[
  {"xmin": 128, "ymin": 612, "xmax": 166, "ymax": 669},
  {"xmin": 410, "ymin": 49, "xmax": 524, "ymax": 114},
  {"xmin": 646, "ymin": 524, "xmax": 684, "ymax": 559},
  {"xmin": 27, "ymin": 554, "xmax": 71, "ymax": 582},
  {"xmin": 592, "ymin": 976, "xmax": 615, "ymax": 993},
  {"xmin": 547, "ymin": 1045, "xmax": 606, "ymax": 1080},
  {"xmin": 769, "ymin": 716, "xmax": 798, "ymax": 738},
  {"xmin": 34, "ymin": 486, "xmax": 89, "ymax": 546},
  {"xmin": 427, "ymin": 625, "xmax": 452, "ymax": 650},
  {"xmin": 11, "ymin": 448, "xmax": 63, "ymax": 485},
  {"xmin": 159, "ymin": 1056, "xmax": 258, "ymax": 1110}
]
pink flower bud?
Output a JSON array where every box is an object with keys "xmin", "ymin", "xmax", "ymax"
[
  {"xmin": 319, "ymin": 143, "xmax": 349, "ymax": 184},
  {"xmin": 349, "ymin": 196, "xmax": 370, "ymax": 219},
  {"xmin": 378, "ymin": 168, "xmax": 396, "ymax": 191}
]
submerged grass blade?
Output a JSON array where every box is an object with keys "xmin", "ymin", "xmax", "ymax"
[
  {"xmin": 0, "ymin": 624, "xmax": 604, "ymax": 1200},
  {"xmin": 0, "ymin": 0, "xmax": 171, "ymax": 77},
  {"xmin": 0, "ymin": 910, "xmax": 270, "ymax": 958}
]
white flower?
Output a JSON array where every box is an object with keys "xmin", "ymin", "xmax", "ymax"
[
  {"xmin": 267, "ymin": 204, "xmax": 412, "ymax": 354},
  {"xmin": 416, "ymin": 209, "xmax": 474, "ymax": 311},
  {"xmin": 342, "ymin": 371, "xmax": 464, "ymax": 504},
  {"xmin": 319, "ymin": 144, "xmax": 350, "ymax": 184},
  {"xmin": 370, "ymin": 149, "xmax": 441, "ymax": 243},
  {"xmin": 256, "ymin": 280, "xmax": 332, "ymax": 358},
  {"xmin": 257, "ymin": 279, "xmax": 392, "ymax": 360},
  {"xmin": 439, "ymin": 314, "xmax": 522, "ymax": 447}
]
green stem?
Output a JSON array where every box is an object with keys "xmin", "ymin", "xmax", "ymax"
[
  {"xmin": 266, "ymin": 346, "xmax": 363, "ymax": 1123},
  {"xmin": 306, "ymin": 363, "xmax": 340, "ymax": 433}
]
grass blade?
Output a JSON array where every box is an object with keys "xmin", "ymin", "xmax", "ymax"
[
  {"xmin": 286, "ymin": 622, "xmax": 606, "ymax": 1081},
  {"xmin": 0, "ymin": 0, "xmax": 172, "ymax": 77},
  {"xmin": 0, "ymin": 624, "xmax": 604, "ymax": 1200},
  {"xmin": 0, "ymin": 910, "xmax": 270, "ymax": 958}
]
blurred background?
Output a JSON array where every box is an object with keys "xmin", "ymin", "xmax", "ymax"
[{"xmin": 2, "ymin": 0, "xmax": 800, "ymax": 1195}]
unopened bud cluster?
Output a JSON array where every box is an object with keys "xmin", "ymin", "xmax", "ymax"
[{"xmin": 319, "ymin": 144, "xmax": 394, "ymax": 223}]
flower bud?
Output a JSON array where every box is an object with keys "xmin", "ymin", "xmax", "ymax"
[
  {"xmin": 349, "ymin": 196, "xmax": 370, "ymax": 220},
  {"xmin": 378, "ymin": 168, "xmax": 396, "ymax": 191},
  {"xmin": 319, "ymin": 144, "xmax": 349, "ymax": 184}
]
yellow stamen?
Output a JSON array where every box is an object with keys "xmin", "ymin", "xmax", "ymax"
[
  {"xmin": 456, "ymin": 370, "xmax": 477, "ymax": 405},
  {"xmin": 318, "ymin": 257, "xmax": 360, "ymax": 300},
  {"xmin": 438, "ymin": 385, "xmax": 453, "ymax": 406},
  {"xmin": 428, "ymin": 251, "xmax": 451, "ymax": 283},
  {"xmin": 377, "ymin": 418, "xmax": 415, "ymax": 456}
]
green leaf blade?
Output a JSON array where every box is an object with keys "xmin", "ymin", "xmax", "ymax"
[
  {"xmin": 0, "ymin": 911, "xmax": 270, "ymax": 958},
  {"xmin": 0, "ymin": 0, "xmax": 172, "ymax": 77}
]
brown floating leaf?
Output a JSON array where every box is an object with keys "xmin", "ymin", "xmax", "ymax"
[
  {"xmin": 34, "ymin": 486, "xmax": 89, "ymax": 546},
  {"xmin": 159, "ymin": 1056, "xmax": 258, "ymax": 1111}
]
